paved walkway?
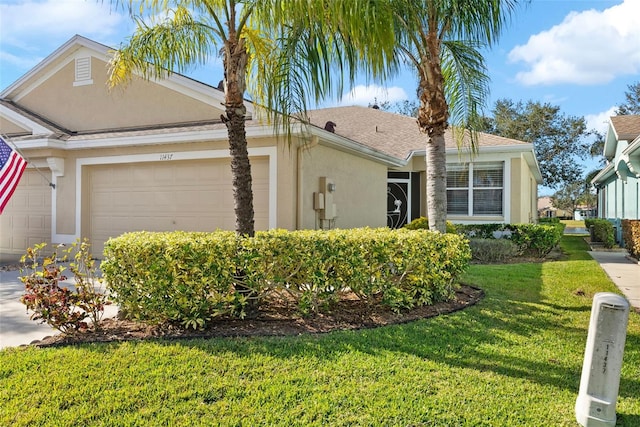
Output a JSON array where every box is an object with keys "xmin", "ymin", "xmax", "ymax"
[
  {"xmin": 1, "ymin": 251, "xmax": 639, "ymax": 350},
  {"xmin": 588, "ymin": 251, "xmax": 640, "ymax": 311}
]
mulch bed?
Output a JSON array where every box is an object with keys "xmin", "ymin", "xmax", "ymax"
[{"xmin": 29, "ymin": 285, "xmax": 484, "ymax": 348}]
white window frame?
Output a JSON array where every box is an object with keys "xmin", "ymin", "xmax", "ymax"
[{"xmin": 446, "ymin": 162, "xmax": 504, "ymax": 217}]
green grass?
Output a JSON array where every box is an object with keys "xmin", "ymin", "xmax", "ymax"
[
  {"xmin": 2, "ymin": 236, "xmax": 639, "ymax": 426},
  {"xmin": 561, "ymin": 219, "xmax": 586, "ymax": 228}
]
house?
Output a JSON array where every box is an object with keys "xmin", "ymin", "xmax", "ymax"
[
  {"xmin": 537, "ymin": 196, "xmax": 572, "ymax": 219},
  {"xmin": 0, "ymin": 35, "xmax": 542, "ymax": 260},
  {"xmin": 591, "ymin": 115, "xmax": 640, "ymax": 241}
]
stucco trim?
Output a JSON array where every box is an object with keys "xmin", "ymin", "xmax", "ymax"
[{"xmin": 0, "ymin": 103, "xmax": 52, "ymax": 135}]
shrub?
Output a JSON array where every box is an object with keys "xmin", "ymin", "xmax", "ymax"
[
  {"xmin": 538, "ymin": 217, "xmax": 561, "ymax": 224},
  {"xmin": 505, "ymin": 223, "xmax": 564, "ymax": 257},
  {"xmin": 20, "ymin": 240, "xmax": 109, "ymax": 335},
  {"xmin": 101, "ymin": 231, "xmax": 243, "ymax": 329},
  {"xmin": 404, "ymin": 217, "xmax": 458, "ymax": 233},
  {"xmin": 469, "ymin": 238, "xmax": 520, "ymax": 263},
  {"xmin": 456, "ymin": 223, "xmax": 563, "ymax": 258},
  {"xmin": 622, "ymin": 220, "xmax": 640, "ymax": 259},
  {"xmin": 456, "ymin": 223, "xmax": 505, "ymax": 239},
  {"xmin": 102, "ymin": 228, "xmax": 471, "ymax": 328},
  {"xmin": 585, "ymin": 219, "xmax": 616, "ymax": 248}
]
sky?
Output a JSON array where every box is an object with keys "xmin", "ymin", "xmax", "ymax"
[{"xmin": 1, "ymin": 0, "xmax": 639, "ymax": 183}]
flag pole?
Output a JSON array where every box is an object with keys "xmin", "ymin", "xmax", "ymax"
[{"xmin": 0, "ymin": 134, "xmax": 56, "ymax": 189}]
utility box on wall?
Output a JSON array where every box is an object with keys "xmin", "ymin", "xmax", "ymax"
[
  {"xmin": 575, "ymin": 292, "xmax": 630, "ymax": 427},
  {"xmin": 318, "ymin": 177, "xmax": 337, "ymax": 221}
]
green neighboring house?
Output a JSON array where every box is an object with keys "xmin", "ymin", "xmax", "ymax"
[{"xmin": 592, "ymin": 115, "xmax": 640, "ymax": 243}]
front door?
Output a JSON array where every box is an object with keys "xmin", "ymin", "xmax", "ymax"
[{"xmin": 387, "ymin": 172, "xmax": 421, "ymax": 228}]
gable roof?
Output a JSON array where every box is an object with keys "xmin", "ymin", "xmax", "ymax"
[
  {"xmin": 610, "ymin": 115, "xmax": 640, "ymax": 141},
  {"xmin": 308, "ymin": 105, "xmax": 532, "ymax": 160},
  {"xmin": 603, "ymin": 115, "xmax": 640, "ymax": 160},
  {"xmin": 0, "ymin": 36, "xmax": 542, "ymax": 179},
  {"xmin": 594, "ymin": 115, "xmax": 640, "ymax": 185},
  {"xmin": 1, "ymin": 35, "xmax": 233, "ymax": 113}
]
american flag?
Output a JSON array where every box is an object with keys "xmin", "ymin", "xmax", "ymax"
[{"xmin": 0, "ymin": 137, "xmax": 27, "ymax": 214}]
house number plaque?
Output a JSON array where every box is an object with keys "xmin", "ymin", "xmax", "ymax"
[{"xmin": 159, "ymin": 153, "xmax": 174, "ymax": 161}]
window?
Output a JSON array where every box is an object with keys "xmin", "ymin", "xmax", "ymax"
[
  {"xmin": 446, "ymin": 168, "xmax": 469, "ymax": 215},
  {"xmin": 447, "ymin": 162, "xmax": 503, "ymax": 216}
]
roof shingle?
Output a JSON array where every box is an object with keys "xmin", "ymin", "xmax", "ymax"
[
  {"xmin": 308, "ymin": 106, "xmax": 529, "ymax": 160},
  {"xmin": 610, "ymin": 115, "xmax": 640, "ymax": 141}
]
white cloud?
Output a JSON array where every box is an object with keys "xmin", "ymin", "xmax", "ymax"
[
  {"xmin": 0, "ymin": 0, "xmax": 126, "ymax": 65},
  {"xmin": 336, "ymin": 84, "xmax": 409, "ymax": 107},
  {"xmin": 508, "ymin": 0, "xmax": 640, "ymax": 86},
  {"xmin": 0, "ymin": 50, "xmax": 42, "ymax": 70},
  {"xmin": 585, "ymin": 106, "xmax": 616, "ymax": 133},
  {"xmin": 0, "ymin": 0, "xmax": 128, "ymax": 87},
  {"xmin": 1, "ymin": 1, "xmax": 125, "ymax": 45}
]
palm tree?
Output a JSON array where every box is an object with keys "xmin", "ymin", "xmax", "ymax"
[
  {"xmin": 390, "ymin": 0, "xmax": 520, "ymax": 232},
  {"xmin": 108, "ymin": 0, "xmax": 395, "ymax": 237}
]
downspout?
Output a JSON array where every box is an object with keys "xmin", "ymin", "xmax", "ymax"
[{"xmin": 297, "ymin": 135, "xmax": 319, "ymax": 230}]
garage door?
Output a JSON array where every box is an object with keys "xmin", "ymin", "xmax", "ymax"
[
  {"xmin": 86, "ymin": 157, "xmax": 269, "ymax": 255},
  {"xmin": 0, "ymin": 169, "xmax": 52, "ymax": 261}
]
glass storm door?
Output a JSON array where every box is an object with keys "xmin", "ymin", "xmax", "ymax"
[{"xmin": 387, "ymin": 178, "xmax": 410, "ymax": 228}]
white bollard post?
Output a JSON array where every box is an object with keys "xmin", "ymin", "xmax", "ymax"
[{"xmin": 575, "ymin": 292, "xmax": 630, "ymax": 427}]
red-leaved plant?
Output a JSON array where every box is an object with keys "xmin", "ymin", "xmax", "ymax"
[{"xmin": 20, "ymin": 239, "xmax": 109, "ymax": 335}]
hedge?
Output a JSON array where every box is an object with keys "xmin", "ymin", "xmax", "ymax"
[
  {"xmin": 585, "ymin": 219, "xmax": 616, "ymax": 248},
  {"xmin": 404, "ymin": 217, "xmax": 458, "ymax": 234},
  {"xmin": 457, "ymin": 223, "xmax": 564, "ymax": 257},
  {"xmin": 468, "ymin": 238, "xmax": 520, "ymax": 263},
  {"xmin": 622, "ymin": 220, "xmax": 640, "ymax": 259},
  {"xmin": 101, "ymin": 228, "xmax": 471, "ymax": 329}
]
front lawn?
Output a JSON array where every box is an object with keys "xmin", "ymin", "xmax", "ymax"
[
  {"xmin": 1, "ymin": 236, "xmax": 639, "ymax": 426},
  {"xmin": 561, "ymin": 219, "xmax": 586, "ymax": 228}
]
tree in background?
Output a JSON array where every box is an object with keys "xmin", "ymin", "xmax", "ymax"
[
  {"xmin": 551, "ymin": 180, "xmax": 596, "ymax": 219},
  {"xmin": 588, "ymin": 130, "xmax": 606, "ymax": 166},
  {"xmin": 616, "ymin": 81, "xmax": 640, "ymax": 115},
  {"xmin": 481, "ymin": 99, "xmax": 590, "ymax": 190},
  {"xmin": 379, "ymin": 99, "xmax": 419, "ymax": 118},
  {"xmin": 389, "ymin": 0, "xmax": 519, "ymax": 233}
]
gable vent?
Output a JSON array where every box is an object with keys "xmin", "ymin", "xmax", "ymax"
[{"xmin": 73, "ymin": 57, "xmax": 93, "ymax": 86}]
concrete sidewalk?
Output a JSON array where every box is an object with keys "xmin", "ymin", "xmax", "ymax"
[{"xmin": 588, "ymin": 251, "xmax": 640, "ymax": 311}]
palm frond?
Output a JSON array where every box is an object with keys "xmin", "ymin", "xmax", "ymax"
[
  {"xmin": 108, "ymin": 4, "xmax": 219, "ymax": 87},
  {"xmin": 441, "ymin": 39, "xmax": 491, "ymax": 152}
]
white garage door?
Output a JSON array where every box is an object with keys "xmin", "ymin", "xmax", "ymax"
[
  {"xmin": 86, "ymin": 157, "xmax": 269, "ymax": 255},
  {"xmin": 0, "ymin": 169, "xmax": 52, "ymax": 261}
]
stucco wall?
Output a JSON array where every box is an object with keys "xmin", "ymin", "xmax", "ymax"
[
  {"xmin": 510, "ymin": 155, "xmax": 538, "ymax": 223},
  {"xmin": 0, "ymin": 116, "xmax": 26, "ymax": 135},
  {"xmin": 18, "ymin": 56, "xmax": 222, "ymax": 132},
  {"xmin": 299, "ymin": 144, "xmax": 387, "ymax": 229}
]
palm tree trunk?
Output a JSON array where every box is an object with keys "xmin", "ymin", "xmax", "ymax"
[
  {"xmin": 418, "ymin": 27, "xmax": 449, "ymax": 234},
  {"xmin": 223, "ymin": 35, "xmax": 255, "ymax": 237},
  {"xmin": 227, "ymin": 109, "xmax": 254, "ymax": 237},
  {"xmin": 425, "ymin": 134, "xmax": 447, "ymax": 233},
  {"xmin": 223, "ymin": 32, "xmax": 258, "ymax": 315}
]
